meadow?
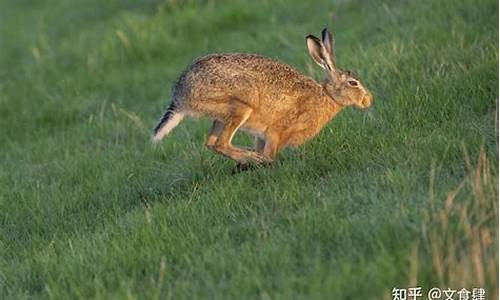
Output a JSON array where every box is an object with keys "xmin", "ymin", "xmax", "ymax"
[{"xmin": 0, "ymin": 0, "xmax": 498, "ymax": 299}]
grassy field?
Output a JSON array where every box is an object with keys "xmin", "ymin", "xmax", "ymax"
[{"xmin": 0, "ymin": 0, "xmax": 498, "ymax": 299}]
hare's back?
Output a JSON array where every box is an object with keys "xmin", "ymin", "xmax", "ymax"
[
  {"xmin": 172, "ymin": 53, "xmax": 321, "ymax": 117},
  {"xmin": 186, "ymin": 53, "xmax": 316, "ymax": 90}
]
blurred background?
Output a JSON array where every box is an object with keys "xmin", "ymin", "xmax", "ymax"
[{"xmin": 1, "ymin": 0, "xmax": 498, "ymax": 299}]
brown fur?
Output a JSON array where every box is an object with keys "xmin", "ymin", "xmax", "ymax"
[{"xmin": 152, "ymin": 28, "xmax": 373, "ymax": 165}]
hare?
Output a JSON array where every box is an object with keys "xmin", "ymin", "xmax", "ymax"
[{"xmin": 152, "ymin": 28, "xmax": 373, "ymax": 167}]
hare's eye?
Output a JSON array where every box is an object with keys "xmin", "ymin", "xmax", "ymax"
[{"xmin": 348, "ymin": 80, "xmax": 358, "ymax": 87}]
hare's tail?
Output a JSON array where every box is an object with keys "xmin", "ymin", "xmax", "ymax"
[{"xmin": 151, "ymin": 104, "xmax": 185, "ymax": 143}]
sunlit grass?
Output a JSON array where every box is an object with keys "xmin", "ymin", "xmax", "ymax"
[{"xmin": 0, "ymin": 0, "xmax": 498, "ymax": 299}]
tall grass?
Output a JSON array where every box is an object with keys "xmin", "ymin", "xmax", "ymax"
[{"xmin": 408, "ymin": 146, "xmax": 498, "ymax": 298}]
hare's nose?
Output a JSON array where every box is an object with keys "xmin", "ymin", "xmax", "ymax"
[{"xmin": 362, "ymin": 92, "xmax": 373, "ymax": 108}]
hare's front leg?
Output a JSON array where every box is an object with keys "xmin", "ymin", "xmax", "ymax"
[
  {"xmin": 254, "ymin": 137, "xmax": 266, "ymax": 153},
  {"xmin": 209, "ymin": 101, "xmax": 271, "ymax": 164},
  {"xmin": 261, "ymin": 132, "xmax": 283, "ymax": 161}
]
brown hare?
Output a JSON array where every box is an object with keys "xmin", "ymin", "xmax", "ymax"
[{"xmin": 152, "ymin": 28, "xmax": 373, "ymax": 167}]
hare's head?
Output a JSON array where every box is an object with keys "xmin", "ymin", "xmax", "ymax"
[{"xmin": 306, "ymin": 28, "xmax": 373, "ymax": 109}]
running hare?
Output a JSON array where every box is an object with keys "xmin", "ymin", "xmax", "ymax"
[{"xmin": 152, "ymin": 28, "xmax": 373, "ymax": 166}]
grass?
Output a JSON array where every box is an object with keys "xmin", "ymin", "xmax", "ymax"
[{"xmin": 0, "ymin": 0, "xmax": 498, "ymax": 299}]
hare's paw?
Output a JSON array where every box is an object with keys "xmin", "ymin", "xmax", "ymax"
[
  {"xmin": 231, "ymin": 160, "xmax": 274, "ymax": 174},
  {"xmin": 245, "ymin": 150, "xmax": 273, "ymax": 164}
]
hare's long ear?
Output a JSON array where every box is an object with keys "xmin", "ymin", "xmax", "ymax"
[
  {"xmin": 306, "ymin": 35, "xmax": 330, "ymax": 70},
  {"xmin": 321, "ymin": 28, "xmax": 336, "ymax": 70}
]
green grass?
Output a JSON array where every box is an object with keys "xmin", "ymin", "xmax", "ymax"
[{"xmin": 0, "ymin": 0, "xmax": 498, "ymax": 299}]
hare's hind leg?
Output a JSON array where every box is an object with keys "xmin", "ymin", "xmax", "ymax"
[
  {"xmin": 231, "ymin": 135, "xmax": 270, "ymax": 174},
  {"xmin": 205, "ymin": 120, "xmax": 223, "ymax": 148},
  {"xmin": 211, "ymin": 102, "xmax": 270, "ymax": 164},
  {"xmin": 233, "ymin": 136, "xmax": 276, "ymax": 171}
]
